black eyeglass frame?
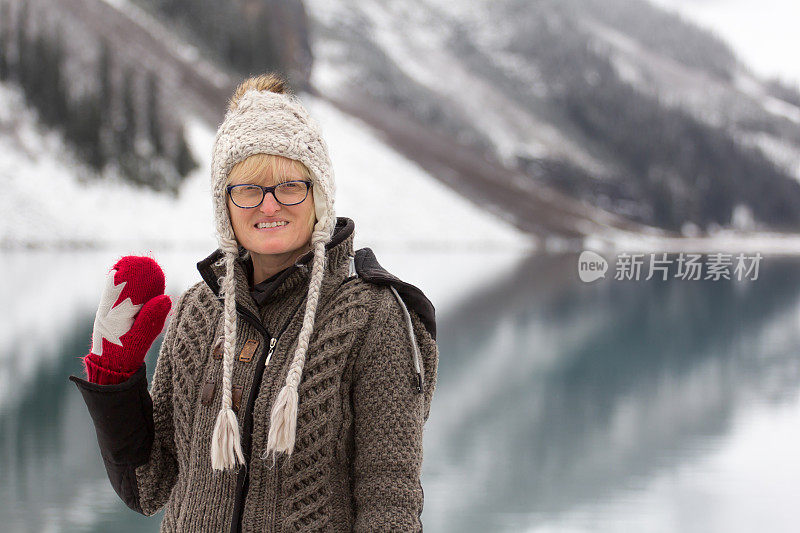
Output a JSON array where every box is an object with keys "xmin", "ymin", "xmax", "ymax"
[{"xmin": 226, "ymin": 180, "xmax": 313, "ymax": 208}]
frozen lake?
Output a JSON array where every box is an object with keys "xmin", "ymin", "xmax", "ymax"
[{"xmin": 1, "ymin": 248, "xmax": 799, "ymax": 532}]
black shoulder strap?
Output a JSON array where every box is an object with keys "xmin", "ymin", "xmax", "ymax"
[{"xmin": 353, "ymin": 248, "xmax": 437, "ymax": 341}]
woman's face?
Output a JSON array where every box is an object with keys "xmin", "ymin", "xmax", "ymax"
[{"xmin": 226, "ymin": 156, "xmax": 316, "ymax": 263}]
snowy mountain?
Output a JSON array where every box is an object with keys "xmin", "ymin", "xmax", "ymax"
[
  {"xmin": 0, "ymin": 0, "xmax": 533, "ymax": 251},
  {"xmin": 0, "ymin": 80, "xmax": 533, "ymax": 251},
  {"xmin": 307, "ymin": 0, "xmax": 800, "ymax": 234},
  {"xmin": 3, "ymin": 0, "xmax": 800, "ymax": 250}
]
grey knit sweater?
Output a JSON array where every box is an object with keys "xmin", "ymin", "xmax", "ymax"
[{"xmin": 106, "ymin": 221, "xmax": 438, "ymax": 532}]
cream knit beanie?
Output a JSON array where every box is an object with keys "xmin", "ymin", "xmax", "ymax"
[{"xmin": 209, "ymin": 81, "xmax": 336, "ymax": 471}]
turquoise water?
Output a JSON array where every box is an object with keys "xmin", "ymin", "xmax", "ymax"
[{"xmin": 1, "ymin": 250, "xmax": 799, "ymax": 532}]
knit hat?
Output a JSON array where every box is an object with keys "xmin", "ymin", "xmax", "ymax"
[{"xmin": 209, "ymin": 80, "xmax": 336, "ymax": 471}]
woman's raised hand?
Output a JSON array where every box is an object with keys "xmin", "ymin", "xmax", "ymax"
[{"xmin": 82, "ymin": 256, "xmax": 172, "ymax": 385}]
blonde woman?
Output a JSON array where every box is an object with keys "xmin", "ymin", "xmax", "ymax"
[{"xmin": 70, "ymin": 73, "xmax": 439, "ymax": 532}]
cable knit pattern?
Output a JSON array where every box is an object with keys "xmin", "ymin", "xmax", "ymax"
[{"xmin": 128, "ymin": 226, "xmax": 438, "ymax": 532}]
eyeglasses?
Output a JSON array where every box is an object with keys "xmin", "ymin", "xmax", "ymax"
[{"xmin": 226, "ymin": 180, "xmax": 313, "ymax": 208}]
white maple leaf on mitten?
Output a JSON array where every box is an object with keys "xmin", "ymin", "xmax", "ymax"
[
  {"xmin": 81, "ymin": 255, "xmax": 172, "ymax": 385},
  {"xmin": 92, "ymin": 270, "xmax": 143, "ymax": 356}
]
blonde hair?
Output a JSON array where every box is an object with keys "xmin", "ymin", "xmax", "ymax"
[{"xmin": 226, "ymin": 153, "xmax": 312, "ymax": 187}]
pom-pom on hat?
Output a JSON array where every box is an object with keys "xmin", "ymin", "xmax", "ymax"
[{"xmin": 209, "ymin": 73, "xmax": 336, "ymax": 471}]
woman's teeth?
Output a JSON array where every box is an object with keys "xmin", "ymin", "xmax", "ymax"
[{"xmin": 256, "ymin": 221, "xmax": 288, "ymax": 229}]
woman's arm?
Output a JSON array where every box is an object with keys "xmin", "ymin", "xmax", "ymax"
[
  {"xmin": 70, "ymin": 290, "xmax": 187, "ymax": 516},
  {"xmin": 351, "ymin": 288, "xmax": 439, "ymax": 532}
]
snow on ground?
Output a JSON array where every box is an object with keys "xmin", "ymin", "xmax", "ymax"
[
  {"xmin": 303, "ymin": 94, "xmax": 535, "ymax": 250},
  {"xmin": 737, "ymin": 131, "xmax": 800, "ymax": 183},
  {"xmin": 734, "ymin": 72, "xmax": 800, "ymax": 125},
  {"xmin": 0, "ymin": 83, "xmax": 218, "ymax": 250},
  {"xmin": 587, "ymin": 228, "xmax": 800, "ymax": 256}
]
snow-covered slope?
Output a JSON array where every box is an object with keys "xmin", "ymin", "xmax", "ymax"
[
  {"xmin": 304, "ymin": 97, "xmax": 535, "ymax": 250},
  {"xmin": 308, "ymin": 0, "xmax": 607, "ymax": 173},
  {"xmin": 0, "ymin": 82, "xmax": 535, "ymax": 251},
  {"xmin": 649, "ymin": 0, "xmax": 800, "ymax": 85},
  {"xmin": 0, "ymin": 84, "xmax": 217, "ymax": 249},
  {"xmin": 305, "ymin": 0, "xmax": 800, "ymax": 232}
]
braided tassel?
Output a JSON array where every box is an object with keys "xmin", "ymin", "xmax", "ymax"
[
  {"xmin": 211, "ymin": 246, "xmax": 245, "ymax": 470},
  {"xmin": 265, "ymin": 234, "xmax": 327, "ymax": 463}
]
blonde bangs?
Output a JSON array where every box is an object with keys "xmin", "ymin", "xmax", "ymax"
[{"xmin": 227, "ymin": 153, "xmax": 311, "ymax": 186}]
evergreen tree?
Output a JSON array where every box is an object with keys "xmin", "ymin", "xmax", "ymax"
[
  {"xmin": 5, "ymin": 6, "xmax": 195, "ymax": 195},
  {"xmin": 98, "ymin": 39, "xmax": 112, "ymax": 115},
  {"xmin": 51, "ymin": 28, "xmax": 69, "ymax": 125},
  {"xmin": 15, "ymin": 0, "xmax": 29, "ymax": 86},
  {"xmin": 146, "ymin": 72, "xmax": 164, "ymax": 155},
  {"xmin": 69, "ymin": 96, "xmax": 105, "ymax": 170},
  {"xmin": 32, "ymin": 29, "xmax": 65, "ymax": 126},
  {"xmin": 117, "ymin": 67, "xmax": 136, "ymax": 155},
  {"xmin": 0, "ymin": 2, "xmax": 9, "ymax": 81},
  {"xmin": 27, "ymin": 33, "xmax": 47, "ymax": 109},
  {"xmin": 174, "ymin": 125, "xmax": 197, "ymax": 177},
  {"xmin": 95, "ymin": 39, "xmax": 114, "ymax": 165},
  {"xmin": 115, "ymin": 67, "xmax": 140, "ymax": 183}
]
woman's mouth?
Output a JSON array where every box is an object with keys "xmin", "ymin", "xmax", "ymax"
[{"xmin": 254, "ymin": 221, "xmax": 289, "ymax": 231}]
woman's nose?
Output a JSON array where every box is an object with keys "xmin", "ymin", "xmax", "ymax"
[{"xmin": 259, "ymin": 192, "xmax": 281, "ymax": 213}]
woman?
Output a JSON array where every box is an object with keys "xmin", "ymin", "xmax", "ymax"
[{"xmin": 70, "ymin": 73, "xmax": 439, "ymax": 532}]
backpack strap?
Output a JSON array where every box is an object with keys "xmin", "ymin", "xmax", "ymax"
[
  {"xmin": 352, "ymin": 248, "xmax": 437, "ymax": 341},
  {"xmin": 346, "ymin": 247, "xmax": 437, "ymax": 395}
]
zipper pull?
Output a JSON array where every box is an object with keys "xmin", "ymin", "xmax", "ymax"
[{"xmin": 265, "ymin": 338, "xmax": 277, "ymax": 367}]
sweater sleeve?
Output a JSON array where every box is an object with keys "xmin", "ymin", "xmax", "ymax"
[
  {"xmin": 69, "ymin": 290, "xmax": 187, "ymax": 516},
  {"xmin": 351, "ymin": 289, "xmax": 439, "ymax": 532}
]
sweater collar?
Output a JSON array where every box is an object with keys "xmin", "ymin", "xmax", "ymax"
[{"xmin": 197, "ymin": 217, "xmax": 356, "ymax": 312}]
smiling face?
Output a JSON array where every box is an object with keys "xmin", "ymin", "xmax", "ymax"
[{"xmin": 226, "ymin": 154, "xmax": 316, "ymax": 280}]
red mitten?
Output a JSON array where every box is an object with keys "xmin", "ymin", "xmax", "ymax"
[{"xmin": 82, "ymin": 256, "xmax": 173, "ymax": 385}]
